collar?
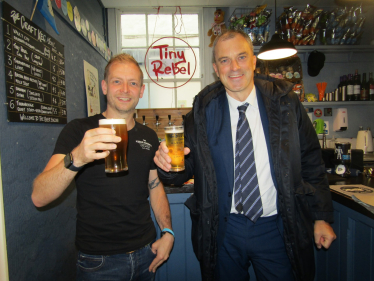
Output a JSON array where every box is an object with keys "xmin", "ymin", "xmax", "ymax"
[{"xmin": 226, "ymin": 86, "xmax": 258, "ymax": 111}]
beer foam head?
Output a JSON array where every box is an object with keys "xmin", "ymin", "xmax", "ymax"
[
  {"xmin": 164, "ymin": 126, "xmax": 184, "ymax": 133},
  {"xmin": 99, "ymin": 119, "xmax": 126, "ymax": 125}
]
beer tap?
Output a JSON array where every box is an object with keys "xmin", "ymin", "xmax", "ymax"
[
  {"xmin": 155, "ymin": 115, "xmax": 161, "ymax": 131},
  {"xmin": 182, "ymin": 115, "xmax": 185, "ymax": 125},
  {"xmin": 168, "ymin": 115, "xmax": 174, "ymax": 126},
  {"xmin": 142, "ymin": 115, "xmax": 148, "ymax": 126}
]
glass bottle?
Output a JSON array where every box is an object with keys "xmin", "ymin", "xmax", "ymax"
[
  {"xmin": 341, "ymin": 75, "xmax": 347, "ymax": 101},
  {"xmin": 347, "ymin": 74, "xmax": 354, "ymax": 101},
  {"xmin": 369, "ymin": 72, "xmax": 374, "ymax": 101},
  {"xmin": 353, "ymin": 69, "xmax": 361, "ymax": 101},
  {"xmin": 360, "ymin": 73, "xmax": 369, "ymax": 101}
]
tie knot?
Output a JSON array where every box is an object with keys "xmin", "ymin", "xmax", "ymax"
[{"xmin": 237, "ymin": 103, "xmax": 249, "ymax": 114}]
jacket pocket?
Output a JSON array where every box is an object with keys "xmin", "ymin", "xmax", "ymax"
[{"xmin": 185, "ymin": 194, "xmax": 203, "ymax": 261}]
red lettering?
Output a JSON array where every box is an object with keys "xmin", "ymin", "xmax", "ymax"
[
  {"xmin": 151, "ymin": 60, "xmax": 164, "ymax": 81},
  {"xmin": 188, "ymin": 62, "xmax": 190, "ymax": 75},
  {"xmin": 172, "ymin": 64, "xmax": 180, "ymax": 75},
  {"xmin": 180, "ymin": 67, "xmax": 186, "ymax": 74},
  {"xmin": 152, "ymin": 45, "xmax": 169, "ymax": 60},
  {"xmin": 165, "ymin": 66, "xmax": 171, "ymax": 75}
]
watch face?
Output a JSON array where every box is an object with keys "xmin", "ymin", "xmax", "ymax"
[{"xmin": 64, "ymin": 153, "xmax": 72, "ymax": 168}]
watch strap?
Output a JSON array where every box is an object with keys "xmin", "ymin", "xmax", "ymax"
[{"xmin": 64, "ymin": 153, "xmax": 83, "ymax": 172}]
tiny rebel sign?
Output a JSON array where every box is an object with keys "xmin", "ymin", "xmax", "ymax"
[{"xmin": 145, "ymin": 37, "xmax": 196, "ymax": 89}]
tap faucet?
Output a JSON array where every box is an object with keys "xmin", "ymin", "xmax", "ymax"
[
  {"xmin": 142, "ymin": 116, "xmax": 148, "ymax": 126},
  {"xmin": 155, "ymin": 115, "xmax": 161, "ymax": 131},
  {"xmin": 168, "ymin": 115, "xmax": 174, "ymax": 126}
]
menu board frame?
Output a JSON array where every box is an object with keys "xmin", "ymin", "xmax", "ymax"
[{"xmin": 2, "ymin": 1, "xmax": 67, "ymax": 124}]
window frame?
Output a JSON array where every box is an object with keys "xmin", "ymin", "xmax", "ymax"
[{"xmin": 117, "ymin": 7, "xmax": 204, "ymax": 108}]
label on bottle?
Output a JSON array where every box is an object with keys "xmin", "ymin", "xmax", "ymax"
[
  {"xmin": 353, "ymin": 85, "xmax": 360, "ymax": 95},
  {"xmin": 347, "ymin": 85, "xmax": 354, "ymax": 96},
  {"xmin": 370, "ymin": 85, "xmax": 374, "ymax": 95},
  {"xmin": 361, "ymin": 89, "xmax": 369, "ymax": 100}
]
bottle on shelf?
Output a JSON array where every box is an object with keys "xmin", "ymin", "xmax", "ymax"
[
  {"xmin": 369, "ymin": 72, "xmax": 374, "ymax": 101},
  {"xmin": 338, "ymin": 76, "xmax": 343, "ymax": 101},
  {"xmin": 353, "ymin": 69, "xmax": 361, "ymax": 101},
  {"xmin": 347, "ymin": 74, "xmax": 354, "ymax": 101},
  {"xmin": 341, "ymin": 75, "xmax": 347, "ymax": 101},
  {"xmin": 360, "ymin": 73, "xmax": 369, "ymax": 101}
]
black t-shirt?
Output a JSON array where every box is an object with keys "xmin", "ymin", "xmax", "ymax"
[{"xmin": 53, "ymin": 114, "xmax": 159, "ymax": 255}]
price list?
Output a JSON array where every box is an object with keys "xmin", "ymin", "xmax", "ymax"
[{"xmin": 2, "ymin": 1, "xmax": 67, "ymax": 124}]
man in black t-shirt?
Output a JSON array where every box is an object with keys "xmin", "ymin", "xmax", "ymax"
[{"xmin": 32, "ymin": 54, "xmax": 174, "ymax": 281}]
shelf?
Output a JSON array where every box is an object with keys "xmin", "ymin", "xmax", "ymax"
[
  {"xmin": 254, "ymin": 45, "xmax": 374, "ymax": 54},
  {"xmin": 302, "ymin": 101, "xmax": 374, "ymax": 106}
]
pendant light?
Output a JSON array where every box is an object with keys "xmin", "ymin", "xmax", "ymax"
[{"xmin": 257, "ymin": 0, "xmax": 297, "ymax": 60}]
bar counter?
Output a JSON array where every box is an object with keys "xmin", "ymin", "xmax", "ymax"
[{"xmin": 161, "ymin": 175, "xmax": 374, "ymax": 281}]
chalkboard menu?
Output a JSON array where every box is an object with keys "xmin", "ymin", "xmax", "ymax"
[{"xmin": 2, "ymin": 1, "xmax": 67, "ymax": 124}]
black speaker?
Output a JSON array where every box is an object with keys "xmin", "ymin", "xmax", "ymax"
[{"xmin": 321, "ymin": 148, "xmax": 363, "ymax": 171}]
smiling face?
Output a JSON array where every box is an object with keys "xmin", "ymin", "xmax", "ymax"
[
  {"xmin": 213, "ymin": 34, "xmax": 257, "ymax": 102},
  {"xmin": 101, "ymin": 61, "xmax": 145, "ymax": 119}
]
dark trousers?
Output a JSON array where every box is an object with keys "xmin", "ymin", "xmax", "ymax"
[{"xmin": 216, "ymin": 214, "xmax": 295, "ymax": 281}]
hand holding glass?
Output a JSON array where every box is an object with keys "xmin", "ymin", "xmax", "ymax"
[
  {"xmin": 165, "ymin": 126, "xmax": 185, "ymax": 172},
  {"xmin": 99, "ymin": 119, "xmax": 128, "ymax": 173}
]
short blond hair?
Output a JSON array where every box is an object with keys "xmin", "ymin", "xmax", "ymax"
[{"xmin": 104, "ymin": 53, "xmax": 144, "ymax": 85}]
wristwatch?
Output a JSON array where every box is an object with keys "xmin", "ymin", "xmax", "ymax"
[{"xmin": 64, "ymin": 152, "xmax": 83, "ymax": 172}]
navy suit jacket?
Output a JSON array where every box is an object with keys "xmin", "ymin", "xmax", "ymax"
[{"xmin": 205, "ymin": 87, "xmax": 278, "ymax": 250}]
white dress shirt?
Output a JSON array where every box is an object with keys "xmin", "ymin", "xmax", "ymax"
[{"xmin": 227, "ymin": 87, "xmax": 277, "ymax": 217}]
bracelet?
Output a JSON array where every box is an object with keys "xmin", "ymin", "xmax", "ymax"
[{"xmin": 161, "ymin": 228, "xmax": 175, "ymax": 238}]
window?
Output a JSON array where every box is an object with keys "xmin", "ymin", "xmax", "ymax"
[{"xmin": 120, "ymin": 9, "xmax": 203, "ymax": 109}]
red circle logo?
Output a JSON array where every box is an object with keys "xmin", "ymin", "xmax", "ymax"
[{"xmin": 144, "ymin": 37, "xmax": 197, "ymax": 89}]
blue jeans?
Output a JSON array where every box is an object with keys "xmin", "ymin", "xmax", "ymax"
[{"xmin": 76, "ymin": 242, "xmax": 156, "ymax": 281}]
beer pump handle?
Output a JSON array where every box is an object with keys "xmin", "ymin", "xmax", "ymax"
[
  {"xmin": 142, "ymin": 115, "xmax": 148, "ymax": 126},
  {"xmin": 182, "ymin": 115, "xmax": 185, "ymax": 125},
  {"xmin": 155, "ymin": 115, "xmax": 161, "ymax": 126},
  {"xmin": 168, "ymin": 115, "xmax": 173, "ymax": 126}
]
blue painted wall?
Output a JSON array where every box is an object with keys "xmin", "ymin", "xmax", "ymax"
[{"xmin": 0, "ymin": 0, "xmax": 108, "ymax": 280}]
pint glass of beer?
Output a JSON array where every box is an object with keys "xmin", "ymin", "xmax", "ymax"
[
  {"xmin": 99, "ymin": 119, "xmax": 128, "ymax": 173},
  {"xmin": 165, "ymin": 125, "xmax": 184, "ymax": 172}
]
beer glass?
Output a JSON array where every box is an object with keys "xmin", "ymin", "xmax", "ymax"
[
  {"xmin": 165, "ymin": 125, "xmax": 185, "ymax": 172},
  {"xmin": 99, "ymin": 119, "xmax": 128, "ymax": 173}
]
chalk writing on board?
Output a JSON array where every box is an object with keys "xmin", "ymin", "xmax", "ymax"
[{"xmin": 2, "ymin": 1, "xmax": 67, "ymax": 124}]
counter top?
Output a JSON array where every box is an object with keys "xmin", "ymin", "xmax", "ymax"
[
  {"xmin": 328, "ymin": 174, "xmax": 374, "ymax": 219},
  {"xmin": 164, "ymin": 184, "xmax": 194, "ymax": 194},
  {"xmin": 164, "ymin": 174, "xmax": 374, "ymax": 220}
]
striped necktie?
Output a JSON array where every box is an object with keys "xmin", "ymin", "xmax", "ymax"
[{"xmin": 234, "ymin": 103, "xmax": 263, "ymax": 222}]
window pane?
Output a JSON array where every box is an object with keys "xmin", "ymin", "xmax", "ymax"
[
  {"xmin": 136, "ymin": 83, "xmax": 149, "ymax": 109},
  {"xmin": 121, "ymin": 15, "xmax": 146, "ymax": 47},
  {"xmin": 121, "ymin": 48, "xmax": 147, "ymax": 75},
  {"xmin": 175, "ymin": 14, "xmax": 199, "ymax": 46},
  {"xmin": 147, "ymin": 47, "xmax": 175, "ymax": 80},
  {"xmin": 175, "ymin": 48, "xmax": 200, "ymax": 79},
  {"xmin": 150, "ymin": 83, "xmax": 175, "ymax": 108},
  {"xmin": 176, "ymin": 81, "xmax": 200, "ymax": 108},
  {"xmin": 148, "ymin": 15, "xmax": 173, "ymax": 45}
]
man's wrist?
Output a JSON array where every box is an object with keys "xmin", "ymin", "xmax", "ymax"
[{"xmin": 161, "ymin": 228, "xmax": 175, "ymax": 238}]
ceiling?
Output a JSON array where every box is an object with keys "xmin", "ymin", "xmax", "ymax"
[{"xmin": 101, "ymin": 0, "xmax": 341, "ymax": 8}]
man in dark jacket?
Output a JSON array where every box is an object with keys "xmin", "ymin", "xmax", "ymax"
[{"xmin": 155, "ymin": 30, "xmax": 336, "ymax": 281}]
